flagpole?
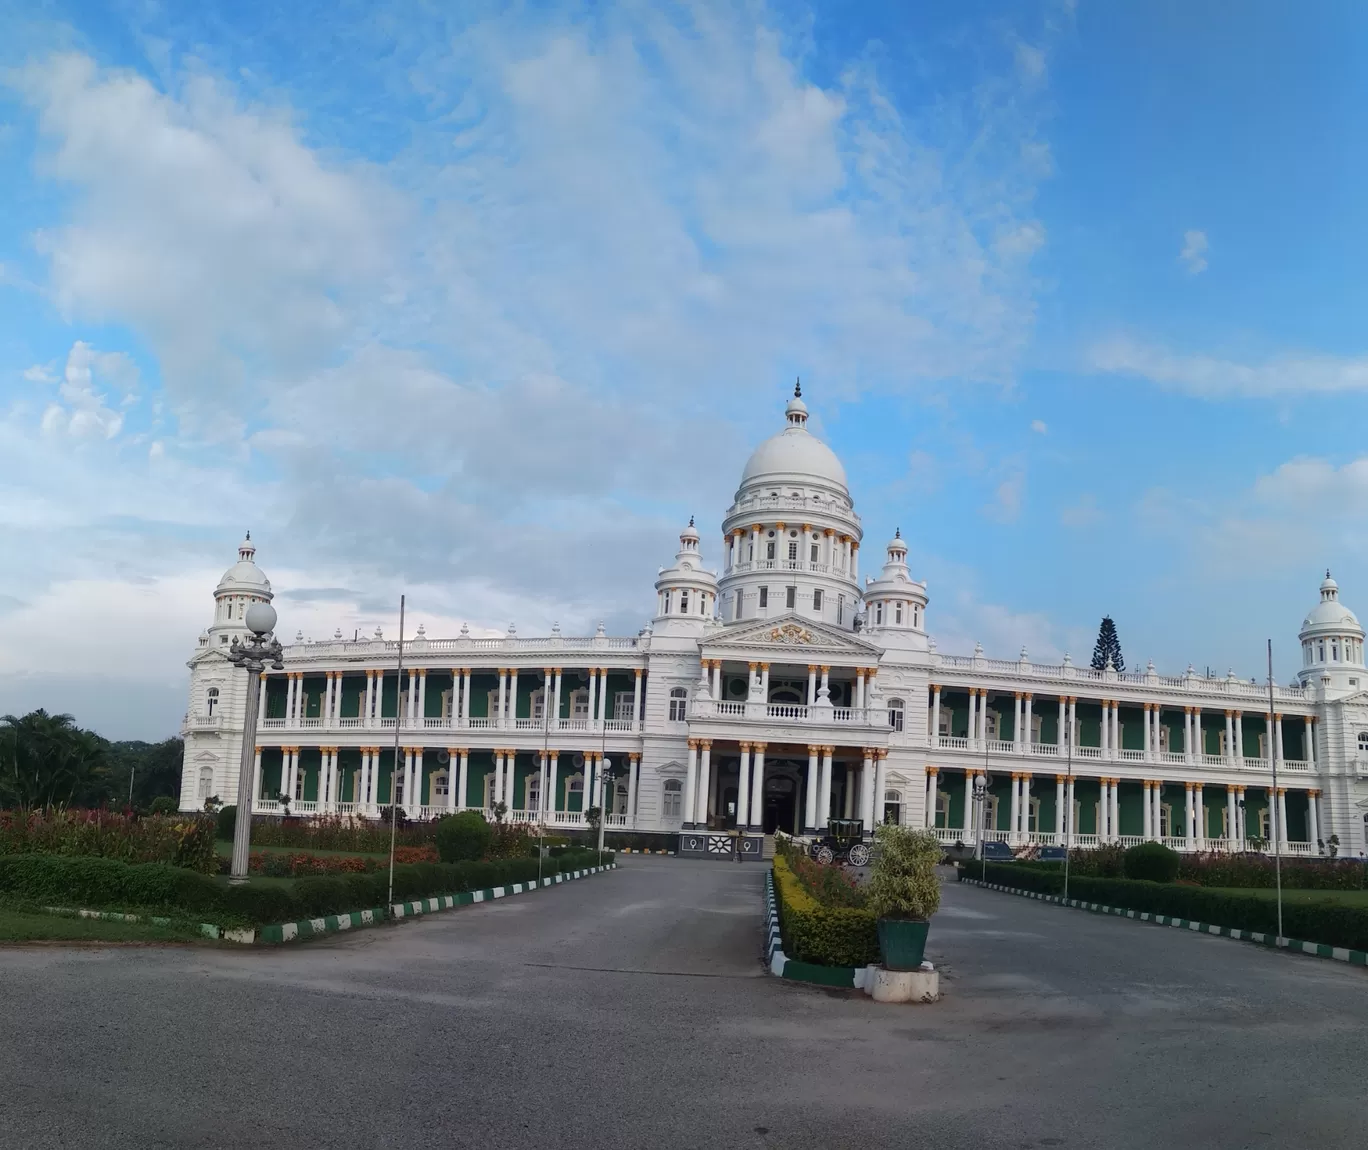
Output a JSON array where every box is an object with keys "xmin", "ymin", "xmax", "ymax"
[
  {"xmin": 1267, "ymin": 639, "xmax": 1284, "ymax": 941},
  {"xmin": 386, "ymin": 596, "xmax": 406, "ymax": 910}
]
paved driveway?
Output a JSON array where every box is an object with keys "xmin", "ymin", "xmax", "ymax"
[{"xmin": 0, "ymin": 858, "xmax": 1363, "ymax": 1149}]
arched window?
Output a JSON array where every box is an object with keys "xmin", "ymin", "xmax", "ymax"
[
  {"xmin": 206, "ymin": 687, "xmax": 219, "ymax": 718},
  {"xmin": 197, "ymin": 766, "xmax": 213, "ymax": 800},
  {"xmin": 525, "ymin": 773, "xmax": 540, "ymax": 811},
  {"xmin": 874, "ymin": 602, "xmax": 884, "ymax": 625},
  {"xmin": 895, "ymin": 602, "xmax": 903, "ymax": 625},
  {"xmin": 668, "ymin": 688, "xmax": 688, "ymax": 722},
  {"xmin": 1357, "ymin": 731, "xmax": 1368, "ymax": 754},
  {"xmin": 680, "ymin": 590, "xmax": 689, "ymax": 614},
  {"xmin": 662, "ymin": 779, "xmax": 683, "ymax": 818},
  {"xmin": 885, "ymin": 789, "xmax": 904, "ymax": 826},
  {"xmin": 434, "ymin": 771, "xmax": 449, "ymax": 798},
  {"xmin": 887, "ymin": 698, "xmax": 905, "ymax": 732}
]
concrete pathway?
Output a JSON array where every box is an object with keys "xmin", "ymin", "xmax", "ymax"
[{"xmin": 0, "ymin": 859, "xmax": 1363, "ymax": 1149}]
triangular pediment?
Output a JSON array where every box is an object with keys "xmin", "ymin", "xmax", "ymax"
[{"xmin": 702, "ymin": 613, "xmax": 882, "ymax": 659}]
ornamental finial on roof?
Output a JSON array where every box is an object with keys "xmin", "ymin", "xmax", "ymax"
[
  {"xmin": 688, "ymin": 515, "xmax": 694, "ymax": 527},
  {"xmin": 794, "ymin": 377, "xmax": 801, "ymax": 398}
]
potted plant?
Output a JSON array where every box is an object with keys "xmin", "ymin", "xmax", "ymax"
[{"xmin": 867, "ymin": 824, "xmax": 942, "ymax": 970}]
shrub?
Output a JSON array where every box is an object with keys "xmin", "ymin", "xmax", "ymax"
[
  {"xmin": 867, "ymin": 825, "xmax": 941, "ymax": 921},
  {"xmin": 216, "ymin": 805, "xmax": 237, "ymax": 842},
  {"xmin": 772, "ymin": 854, "xmax": 879, "ymax": 967},
  {"xmin": 0, "ymin": 809, "xmax": 219, "ymax": 874},
  {"xmin": 773, "ymin": 836, "xmax": 866, "ymax": 908},
  {"xmin": 1123, "ymin": 842, "xmax": 1180, "ymax": 884},
  {"xmin": 149, "ymin": 797, "xmax": 179, "ymax": 815},
  {"xmin": 434, "ymin": 811, "xmax": 492, "ymax": 863},
  {"xmin": 967, "ymin": 862, "xmax": 1368, "ymax": 953}
]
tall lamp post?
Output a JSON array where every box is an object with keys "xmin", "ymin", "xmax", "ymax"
[{"xmin": 227, "ymin": 602, "xmax": 285, "ymax": 882}]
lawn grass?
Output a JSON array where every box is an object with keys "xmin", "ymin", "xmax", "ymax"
[
  {"xmin": 214, "ymin": 840, "xmax": 387, "ymax": 860},
  {"xmin": 0, "ymin": 906, "xmax": 203, "ymax": 944},
  {"xmin": 1207, "ymin": 886, "xmax": 1368, "ymax": 908}
]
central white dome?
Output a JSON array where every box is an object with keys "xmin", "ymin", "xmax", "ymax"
[{"xmin": 739, "ymin": 425, "xmax": 848, "ymax": 492}]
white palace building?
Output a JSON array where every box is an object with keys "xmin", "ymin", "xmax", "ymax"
[{"xmin": 181, "ymin": 387, "xmax": 1368, "ymax": 859}]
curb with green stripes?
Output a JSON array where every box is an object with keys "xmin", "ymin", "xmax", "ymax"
[
  {"xmin": 41, "ymin": 905, "xmax": 220, "ymax": 938},
  {"xmin": 231, "ymin": 863, "xmax": 617, "ymax": 945},
  {"xmin": 763, "ymin": 869, "xmax": 868, "ymax": 989},
  {"xmin": 961, "ymin": 877, "xmax": 1368, "ymax": 968}
]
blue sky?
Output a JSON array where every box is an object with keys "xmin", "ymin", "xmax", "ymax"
[{"xmin": 3, "ymin": 0, "xmax": 1368, "ymax": 739}]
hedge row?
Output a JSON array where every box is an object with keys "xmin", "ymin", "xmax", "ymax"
[
  {"xmin": 772, "ymin": 855, "xmax": 879, "ymax": 967},
  {"xmin": 0, "ymin": 848, "xmax": 613, "ymax": 928},
  {"xmin": 966, "ymin": 862, "xmax": 1368, "ymax": 952}
]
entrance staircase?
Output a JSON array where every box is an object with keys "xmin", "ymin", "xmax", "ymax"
[{"xmin": 762, "ymin": 834, "xmax": 775, "ymax": 860}]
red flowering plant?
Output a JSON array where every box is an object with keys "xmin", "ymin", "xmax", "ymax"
[{"xmin": 0, "ymin": 807, "xmax": 218, "ymax": 874}]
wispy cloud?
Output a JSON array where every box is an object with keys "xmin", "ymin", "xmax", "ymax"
[
  {"xmin": 1180, "ymin": 228, "xmax": 1208, "ymax": 274},
  {"xmin": 1086, "ymin": 336, "xmax": 1368, "ymax": 397}
]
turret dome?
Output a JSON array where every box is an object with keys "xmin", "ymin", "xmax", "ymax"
[
  {"xmin": 738, "ymin": 379, "xmax": 848, "ymax": 495},
  {"xmin": 216, "ymin": 533, "xmax": 272, "ymax": 596}
]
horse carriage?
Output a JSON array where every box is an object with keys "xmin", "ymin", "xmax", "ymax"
[{"xmin": 808, "ymin": 818, "xmax": 871, "ymax": 867}]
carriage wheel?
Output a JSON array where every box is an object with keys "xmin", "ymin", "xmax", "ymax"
[
  {"xmin": 847, "ymin": 843, "xmax": 871, "ymax": 867},
  {"xmin": 814, "ymin": 845, "xmax": 835, "ymax": 865}
]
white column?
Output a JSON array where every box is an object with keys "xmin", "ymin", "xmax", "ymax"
[
  {"xmin": 491, "ymin": 751, "xmax": 503, "ymax": 812},
  {"xmin": 860, "ymin": 750, "xmax": 875, "ymax": 834},
  {"xmin": 711, "ymin": 661, "xmax": 721, "ymax": 701},
  {"xmin": 1264, "ymin": 713, "xmax": 1275, "ymax": 767},
  {"xmin": 1068, "ymin": 697, "xmax": 1078, "ymax": 753},
  {"xmin": 581, "ymin": 754, "xmax": 594, "ymax": 815},
  {"xmin": 1234, "ymin": 712, "xmax": 1245, "ymax": 762},
  {"xmin": 967, "ymin": 690, "xmax": 978, "ymax": 751},
  {"xmin": 807, "ymin": 666, "xmax": 818, "ymax": 706},
  {"xmin": 536, "ymin": 752, "xmax": 548, "ymax": 818},
  {"xmin": 586, "ymin": 667, "xmax": 598, "ymax": 729},
  {"xmin": 1142, "ymin": 705, "xmax": 1151, "ymax": 761},
  {"xmin": 1277, "ymin": 788, "xmax": 1289, "ymax": 852},
  {"xmin": 1275, "ymin": 715, "xmax": 1285, "ymax": 765},
  {"xmin": 497, "ymin": 670, "xmax": 508, "ymax": 729},
  {"xmin": 444, "ymin": 749, "xmax": 457, "ymax": 812},
  {"xmin": 683, "ymin": 740, "xmax": 699, "ymax": 829},
  {"xmin": 1065, "ymin": 777, "xmax": 1076, "ymax": 846},
  {"xmin": 931, "ymin": 686, "xmax": 942, "ymax": 748},
  {"xmin": 874, "ymin": 753, "xmax": 889, "ymax": 826},
  {"xmin": 1110, "ymin": 778, "xmax": 1120, "ymax": 843},
  {"xmin": 1142, "ymin": 781, "xmax": 1153, "ymax": 840},
  {"xmin": 407, "ymin": 672, "xmax": 418, "ymax": 723},
  {"xmin": 1308, "ymin": 789, "xmax": 1320, "ymax": 851},
  {"xmin": 412, "ymin": 748, "xmax": 424, "ymax": 814},
  {"xmin": 506, "ymin": 750, "xmax": 519, "ymax": 810},
  {"xmin": 257, "ymin": 673, "xmax": 269, "ymax": 725},
  {"xmin": 1305, "ymin": 717, "xmax": 1316, "ymax": 766},
  {"xmin": 1099, "ymin": 700, "xmax": 1109, "ymax": 759},
  {"xmin": 357, "ymin": 750, "xmax": 370, "ymax": 810},
  {"xmin": 1009, "ymin": 773, "xmax": 1022, "ymax": 840},
  {"xmin": 1022, "ymin": 775, "xmax": 1034, "ymax": 836},
  {"xmin": 365, "ymin": 673, "xmax": 376, "ymax": 727},
  {"xmin": 1024, "ymin": 695, "xmax": 1034, "ymax": 750},
  {"xmin": 417, "ymin": 671, "xmax": 428, "ymax": 725},
  {"xmin": 1057, "ymin": 697, "xmax": 1067, "ymax": 751},
  {"xmin": 252, "ymin": 747, "xmax": 263, "ymax": 809},
  {"xmin": 736, "ymin": 744, "xmax": 752, "ymax": 829},
  {"xmin": 805, "ymin": 746, "xmax": 820, "ymax": 831},
  {"xmin": 1054, "ymin": 775, "xmax": 1065, "ymax": 837},
  {"xmin": 1193, "ymin": 707, "xmax": 1203, "ymax": 761},
  {"xmin": 461, "ymin": 670, "xmax": 472, "ymax": 726},
  {"xmin": 318, "ymin": 748, "xmax": 331, "ymax": 807},
  {"xmin": 1098, "ymin": 778, "xmax": 1109, "ymax": 841},
  {"xmin": 285, "ymin": 675, "xmax": 296, "ymax": 724},
  {"xmin": 1194, "ymin": 784, "xmax": 1206, "ymax": 848},
  {"xmin": 1222, "ymin": 786, "xmax": 1235, "ymax": 848},
  {"xmin": 323, "ymin": 675, "xmax": 334, "ymax": 729},
  {"xmin": 695, "ymin": 744, "xmax": 711, "ymax": 827},
  {"xmin": 546, "ymin": 752, "xmax": 558, "ymax": 817},
  {"xmin": 628, "ymin": 754, "xmax": 641, "ymax": 827},
  {"xmin": 819, "ymin": 747, "xmax": 834, "ymax": 830},
  {"xmin": 924, "ymin": 769, "xmax": 938, "ymax": 828},
  {"xmin": 508, "ymin": 668, "xmax": 520, "ymax": 726},
  {"xmin": 760, "ymin": 664, "xmax": 771, "ymax": 705},
  {"xmin": 1184, "ymin": 784, "xmax": 1195, "ymax": 847},
  {"xmin": 750, "ymin": 743, "xmax": 766, "ymax": 830},
  {"xmin": 854, "ymin": 670, "xmax": 864, "ymax": 713},
  {"xmin": 820, "ymin": 666, "xmax": 830, "ymax": 699},
  {"xmin": 1225, "ymin": 711, "xmax": 1235, "ymax": 763},
  {"xmin": 631, "ymin": 669, "xmax": 642, "ymax": 728}
]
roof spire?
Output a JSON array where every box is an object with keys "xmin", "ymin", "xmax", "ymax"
[
  {"xmin": 688, "ymin": 515, "xmax": 694, "ymax": 527},
  {"xmin": 794, "ymin": 377, "xmax": 801, "ymax": 398},
  {"xmin": 895, "ymin": 527, "xmax": 901, "ymax": 538}
]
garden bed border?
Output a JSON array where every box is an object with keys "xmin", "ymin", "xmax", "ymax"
[
  {"xmin": 961, "ymin": 876, "xmax": 1368, "ymax": 968},
  {"xmin": 764, "ymin": 868, "xmax": 870, "ymax": 989}
]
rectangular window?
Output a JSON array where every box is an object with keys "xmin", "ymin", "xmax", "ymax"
[
  {"xmin": 813, "ymin": 589, "xmax": 822, "ymax": 610},
  {"xmin": 810, "ymin": 543, "xmax": 819, "ymax": 563},
  {"xmin": 875, "ymin": 603, "xmax": 884, "ymax": 624},
  {"xmin": 788, "ymin": 540, "xmax": 798, "ymax": 561},
  {"xmin": 664, "ymin": 591, "xmax": 672, "ymax": 613},
  {"xmin": 895, "ymin": 602, "xmax": 903, "ymax": 624},
  {"xmin": 759, "ymin": 587, "xmax": 768, "ymax": 608},
  {"xmin": 680, "ymin": 590, "xmax": 689, "ymax": 613},
  {"xmin": 837, "ymin": 595, "xmax": 844, "ymax": 624},
  {"xmin": 786, "ymin": 586, "xmax": 796, "ymax": 608},
  {"xmin": 766, "ymin": 541, "xmax": 776, "ymax": 560}
]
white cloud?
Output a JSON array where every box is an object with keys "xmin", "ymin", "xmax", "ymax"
[
  {"xmin": 1015, "ymin": 41, "xmax": 1047, "ymax": 84},
  {"xmin": 1030, "ymin": 418, "xmax": 1047, "ymax": 434},
  {"xmin": 1060, "ymin": 493, "xmax": 1102, "ymax": 528},
  {"xmin": 1086, "ymin": 336, "xmax": 1368, "ymax": 397},
  {"xmin": 29, "ymin": 339, "xmax": 134, "ymax": 439},
  {"xmin": 983, "ymin": 473, "xmax": 1024, "ymax": 523},
  {"xmin": 1180, "ymin": 228, "xmax": 1208, "ymax": 275}
]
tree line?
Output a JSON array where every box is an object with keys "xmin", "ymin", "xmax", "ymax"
[{"xmin": 0, "ymin": 710, "xmax": 183, "ymax": 811}]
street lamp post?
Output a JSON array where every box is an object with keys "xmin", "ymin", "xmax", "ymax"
[{"xmin": 226, "ymin": 602, "xmax": 285, "ymax": 882}]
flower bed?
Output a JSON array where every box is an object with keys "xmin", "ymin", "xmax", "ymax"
[
  {"xmin": 772, "ymin": 853, "xmax": 879, "ymax": 967},
  {"xmin": 966, "ymin": 861, "xmax": 1368, "ymax": 952},
  {"xmin": 246, "ymin": 845, "xmax": 438, "ymax": 877},
  {"xmin": 0, "ymin": 809, "xmax": 217, "ymax": 874}
]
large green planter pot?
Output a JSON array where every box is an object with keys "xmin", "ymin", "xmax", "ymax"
[{"xmin": 877, "ymin": 917, "xmax": 930, "ymax": 971}]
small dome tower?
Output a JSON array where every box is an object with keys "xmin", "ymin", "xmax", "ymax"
[
  {"xmin": 861, "ymin": 529, "xmax": 930, "ymax": 651},
  {"xmin": 1297, "ymin": 570, "xmax": 1365, "ymax": 695},
  {"xmin": 653, "ymin": 518, "xmax": 718, "ymax": 635},
  {"xmin": 203, "ymin": 533, "xmax": 274, "ymax": 651}
]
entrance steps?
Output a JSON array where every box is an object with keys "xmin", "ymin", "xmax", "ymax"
[{"xmin": 762, "ymin": 834, "xmax": 775, "ymax": 860}]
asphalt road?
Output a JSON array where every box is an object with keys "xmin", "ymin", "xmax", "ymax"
[{"xmin": 1, "ymin": 858, "xmax": 1365, "ymax": 1149}]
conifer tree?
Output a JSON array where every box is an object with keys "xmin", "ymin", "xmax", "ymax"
[{"xmin": 1090, "ymin": 616, "xmax": 1124, "ymax": 672}]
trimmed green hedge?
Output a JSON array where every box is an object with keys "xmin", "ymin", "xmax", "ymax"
[
  {"xmin": 773, "ymin": 855, "xmax": 879, "ymax": 967},
  {"xmin": 0, "ymin": 848, "xmax": 613, "ymax": 928},
  {"xmin": 966, "ymin": 862, "xmax": 1368, "ymax": 952}
]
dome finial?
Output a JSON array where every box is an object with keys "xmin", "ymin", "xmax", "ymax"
[
  {"xmin": 688, "ymin": 515, "xmax": 694, "ymax": 527},
  {"xmin": 895, "ymin": 527, "xmax": 900, "ymax": 538},
  {"xmin": 794, "ymin": 377, "xmax": 802, "ymax": 398}
]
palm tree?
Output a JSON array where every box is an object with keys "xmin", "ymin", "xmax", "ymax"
[{"xmin": 0, "ymin": 710, "xmax": 111, "ymax": 810}]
